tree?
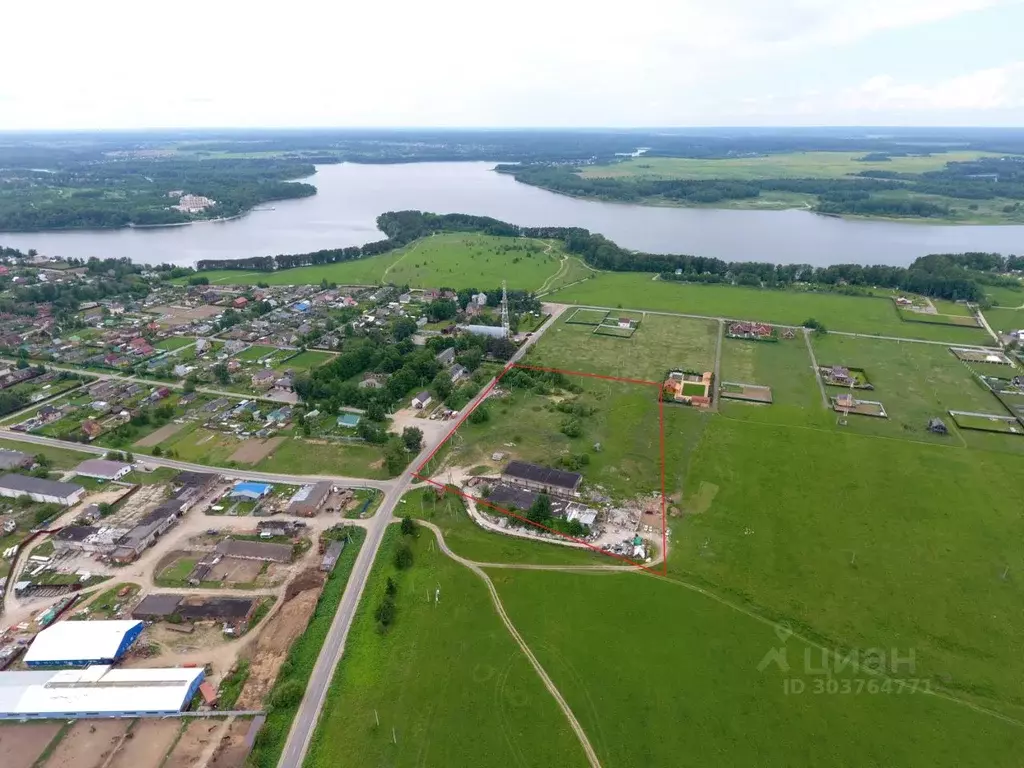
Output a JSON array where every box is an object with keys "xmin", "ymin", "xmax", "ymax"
[
  {"xmin": 385, "ymin": 576, "xmax": 398, "ymax": 596},
  {"xmin": 33, "ymin": 453, "xmax": 51, "ymax": 468},
  {"xmin": 152, "ymin": 446, "xmax": 163, "ymax": 456},
  {"xmin": 400, "ymin": 516, "xmax": 417, "ymax": 536},
  {"xmin": 527, "ymin": 494, "xmax": 553, "ymax": 525},
  {"xmin": 468, "ymin": 404, "xmax": 490, "ymax": 424},
  {"xmin": 560, "ymin": 418, "xmax": 582, "ymax": 438},
  {"xmin": 375, "ymin": 597, "xmax": 396, "ymax": 632},
  {"xmin": 392, "ymin": 316, "xmax": 417, "ymax": 341},
  {"xmin": 213, "ymin": 362, "xmax": 231, "ymax": 386},
  {"xmin": 271, "ymin": 679, "xmax": 304, "ymax": 708},
  {"xmin": 401, "ymin": 427, "xmax": 423, "ymax": 452},
  {"xmin": 188, "ymin": 275, "xmax": 210, "ymax": 286},
  {"xmin": 394, "ymin": 544, "xmax": 413, "ymax": 570},
  {"xmin": 384, "ymin": 437, "xmax": 409, "ymax": 475},
  {"xmin": 124, "ymin": 452, "xmax": 134, "ymax": 463},
  {"xmin": 183, "ymin": 378, "xmax": 197, "ymax": 394}
]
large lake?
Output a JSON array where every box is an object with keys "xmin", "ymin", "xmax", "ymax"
[{"xmin": 2, "ymin": 161, "xmax": 1023, "ymax": 267}]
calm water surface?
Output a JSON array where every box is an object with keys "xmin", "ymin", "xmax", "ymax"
[{"xmin": 2, "ymin": 162, "xmax": 1023, "ymax": 267}]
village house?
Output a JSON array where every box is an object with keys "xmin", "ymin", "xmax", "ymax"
[{"xmin": 251, "ymin": 369, "xmax": 275, "ymax": 389}]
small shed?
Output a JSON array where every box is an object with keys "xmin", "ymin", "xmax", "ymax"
[
  {"xmin": 412, "ymin": 391, "xmax": 432, "ymax": 409},
  {"xmin": 928, "ymin": 417, "xmax": 949, "ymax": 435}
]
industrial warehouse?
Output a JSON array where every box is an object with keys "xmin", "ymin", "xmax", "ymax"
[
  {"xmin": 23, "ymin": 619, "xmax": 143, "ymax": 668},
  {"xmin": 0, "ymin": 665, "xmax": 204, "ymax": 719}
]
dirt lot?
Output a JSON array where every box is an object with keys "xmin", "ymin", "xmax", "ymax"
[
  {"xmin": 208, "ymin": 718, "xmax": 254, "ymax": 768},
  {"xmin": 135, "ymin": 421, "xmax": 186, "ymax": 447},
  {"xmin": 151, "ymin": 305, "xmax": 224, "ymax": 327},
  {"xmin": 235, "ymin": 568, "xmax": 324, "ymax": 709},
  {"xmin": 720, "ymin": 382, "xmax": 774, "ymax": 404},
  {"xmin": 107, "ymin": 720, "xmax": 182, "ymax": 768},
  {"xmin": 113, "ymin": 483, "xmax": 172, "ymax": 525},
  {"xmin": 229, "ymin": 437, "xmax": 283, "ymax": 464},
  {"xmin": 0, "ymin": 722, "xmax": 63, "ymax": 768},
  {"xmin": 163, "ymin": 720, "xmax": 223, "ymax": 768},
  {"xmin": 209, "ymin": 557, "xmax": 264, "ymax": 583},
  {"xmin": 44, "ymin": 720, "xmax": 130, "ymax": 768}
]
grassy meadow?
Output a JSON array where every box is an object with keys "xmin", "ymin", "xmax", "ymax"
[
  {"xmin": 718, "ymin": 335, "xmax": 825, "ymax": 425},
  {"xmin": 578, "ymin": 151, "xmax": 1006, "ymax": 181},
  {"xmin": 549, "ymin": 273, "xmax": 993, "ymax": 344},
  {"xmin": 305, "ymin": 525, "xmax": 590, "ymax": 768},
  {"xmin": 190, "ymin": 233, "xmax": 568, "ymax": 291},
  {"xmin": 493, "ymin": 569, "xmax": 1024, "ymax": 767}
]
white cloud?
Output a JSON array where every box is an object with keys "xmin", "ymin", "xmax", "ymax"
[
  {"xmin": 841, "ymin": 64, "xmax": 1024, "ymax": 112},
  {"xmin": 0, "ymin": 0, "xmax": 1019, "ymax": 128}
]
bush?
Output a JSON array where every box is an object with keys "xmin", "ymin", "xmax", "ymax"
[
  {"xmin": 394, "ymin": 543, "xmax": 413, "ymax": 570},
  {"xmin": 270, "ymin": 679, "xmax": 304, "ymax": 709},
  {"xmin": 375, "ymin": 597, "xmax": 396, "ymax": 632},
  {"xmin": 468, "ymin": 405, "xmax": 490, "ymax": 424},
  {"xmin": 400, "ymin": 516, "xmax": 417, "ymax": 536}
]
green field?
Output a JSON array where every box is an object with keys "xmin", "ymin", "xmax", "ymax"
[
  {"xmin": 719, "ymin": 335, "xmax": 823, "ymax": 424},
  {"xmin": 982, "ymin": 306, "xmax": 1024, "ymax": 334},
  {"xmin": 154, "ymin": 336, "xmax": 196, "ymax": 351},
  {"xmin": 579, "ymin": 151, "xmax": 1006, "ymax": 182},
  {"xmin": 235, "ymin": 344, "xmax": 279, "ymax": 361},
  {"xmin": 494, "ymin": 569, "xmax": 1022, "ymax": 767},
  {"xmin": 191, "ymin": 233, "xmax": 569, "ymax": 291},
  {"xmin": 950, "ymin": 411, "xmax": 1022, "ymax": 434},
  {"xmin": 550, "ymin": 274, "xmax": 992, "ymax": 344},
  {"xmin": 253, "ymin": 437, "xmax": 391, "ymax": 479},
  {"xmin": 305, "ymin": 525, "xmax": 590, "ymax": 768},
  {"xmin": 528, "ymin": 312, "xmax": 717, "ymax": 381}
]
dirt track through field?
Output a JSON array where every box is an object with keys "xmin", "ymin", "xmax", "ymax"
[
  {"xmin": 107, "ymin": 721, "xmax": 181, "ymax": 768},
  {"xmin": 43, "ymin": 720, "xmax": 130, "ymax": 768},
  {"xmin": 419, "ymin": 520, "xmax": 603, "ymax": 768}
]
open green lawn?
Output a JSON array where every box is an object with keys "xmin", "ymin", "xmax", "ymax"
[
  {"xmin": 404, "ymin": 488, "xmax": 605, "ymax": 566},
  {"xmin": 160, "ymin": 426, "xmax": 243, "ymax": 465},
  {"xmin": 253, "ymin": 437, "xmax": 391, "ymax": 479},
  {"xmin": 157, "ymin": 556, "xmax": 197, "ymax": 584},
  {"xmin": 154, "ymin": 336, "xmax": 195, "ymax": 351},
  {"xmin": 305, "ymin": 525, "xmax": 589, "ymax": 768},
  {"xmin": 493, "ymin": 569, "xmax": 1023, "ymax": 767},
  {"xmin": 235, "ymin": 344, "xmax": 279, "ymax": 361},
  {"xmin": 719, "ymin": 335, "xmax": 824, "ymax": 426},
  {"xmin": 579, "ymin": 151, "xmax": 1007, "ymax": 182},
  {"xmin": 527, "ymin": 312, "xmax": 718, "ymax": 381},
  {"xmin": 983, "ymin": 284, "xmax": 1024, "ymax": 307},
  {"xmin": 674, "ymin": 415, "xmax": 1024, "ymax": 719},
  {"xmin": 810, "ymin": 334, "xmax": 1005, "ymax": 443},
  {"xmin": 550, "ymin": 274, "xmax": 993, "ymax": 344}
]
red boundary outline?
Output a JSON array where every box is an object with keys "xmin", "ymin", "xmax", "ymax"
[{"xmin": 413, "ymin": 362, "xmax": 668, "ymax": 576}]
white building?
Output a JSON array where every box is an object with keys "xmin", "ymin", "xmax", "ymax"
[
  {"xmin": 0, "ymin": 474, "xmax": 84, "ymax": 506},
  {"xmin": 23, "ymin": 620, "xmax": 143, "ymax": 668},
  {"xmin": 73, "ymin": 458, "xmax": 132, "ymax": 481},
  {"xmin": 0, "ymin": 665, "xmax": 204, "ymax": 719}
]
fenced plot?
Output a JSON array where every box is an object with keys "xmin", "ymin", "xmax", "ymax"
[
  {"xmin": 720, "ymin": 382, "xmax": 773, "ymax": 403},
  {"xmin": 949, "ymin": 410, "xmax": 1023, "ymax": 434},
  {"xmin": 950, "ymin": 347, "xmax": 1013, "ymax": 365},
  {"xmin": 565, "ymin": 307, "xmax": 610, "ymax": 325},
  {"xmin": 593, "ymin": 312, "xmax": 644, "ymax": 338}
]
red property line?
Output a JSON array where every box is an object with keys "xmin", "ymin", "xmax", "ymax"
[{"xmin": 412, "ymin": 362, "xmax": 668, "ymax": 575}]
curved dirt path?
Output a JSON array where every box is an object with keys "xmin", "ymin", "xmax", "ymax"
[{"xmin": 420, "ymin": 520, "xmax": 603, "ymax": 768}]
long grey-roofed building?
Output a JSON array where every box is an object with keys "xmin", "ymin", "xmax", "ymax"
[
  {"xmin": 287, "ymin": 481, "xmax": 333, "ymax": 517},
  {"xmin": 132, "ymin": 593, "xmax": 185, "ymax": 620},
  {"xmin": 501, "ymin": 461, "xmax": 582, "ymax": 497},
  {"xmin": 0, "ymin": 474, "xmax": 84, "ymax": 506},
  {"xmin": 73, "ymin": 458, "xmax": 131, "ymax": 481},
  {"xmin": 216, "ymin": 538, "xmax": 293, "ymax": 563}
]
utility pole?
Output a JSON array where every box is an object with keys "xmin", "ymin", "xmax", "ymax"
[{"xmin": 501, "ymin": 279, "xmax": 510, "ymax": 339}]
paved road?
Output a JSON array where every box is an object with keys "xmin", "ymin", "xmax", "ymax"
[
  {"xmin": 0, "ymin": 429, "xmax": 394, "ymax": 491},
  {"xmin": 277, "ymin": 305, "xmax": 568, "ymax": 768}
]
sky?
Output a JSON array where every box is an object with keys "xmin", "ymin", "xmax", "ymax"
[{"xmin": 2, "ymin": 0, "xmax": 1024, "ymax": 129}]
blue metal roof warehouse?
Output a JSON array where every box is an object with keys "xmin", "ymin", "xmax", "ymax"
[{"xmin": 23, "ymin": 620, "xmax": 143, "ymax": 668}]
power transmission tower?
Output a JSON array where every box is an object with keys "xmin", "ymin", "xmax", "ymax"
[{"xmin": 499, "ymin": 276, "xmax": 507, "ymax": 335}]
